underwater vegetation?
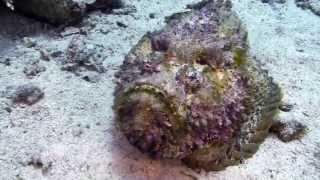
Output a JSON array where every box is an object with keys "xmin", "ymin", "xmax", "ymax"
[{"xmin": 114, "ymin": 0, "xmax": 283, "ymax": 171}]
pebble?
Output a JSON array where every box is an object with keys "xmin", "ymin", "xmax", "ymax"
[
  {"xmin": 271, "ymin": 120, "xmax": 307, "ymax": 142},
  {"xmin": 279, "ymin": 103, "xmax": 294, "ymax": 112},
  {"xmin": 40, "ymin": 50, "xmax": 50, "ymax": 61},
  {"xmin": 5, "ymin": 84, "xmax": 44, "ymax": 105},
  {"xmin": 82, "ymin": 73, "xmax": 101, "ymax": 83},
  {"xmin": 149, "ymin": 13, "xmax": 156, "ymax": 19},
  {"xmin": 0, "ymin": 57, "xmax": 11, "ymax": 66},
  {"xmin": 23, "ymin": 64, "xmax": 46, "ymax": 77},
  {"xmin": 116, "ymin": 21, "xmax": 128, "ymax": 28},
  {"xmin": 23, "ymin": 37, "xmax": 37, "ymax": 48}
]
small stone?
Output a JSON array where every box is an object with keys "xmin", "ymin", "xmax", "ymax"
[
  {"xmin": 276, "ymin": 0, "xmax": 286, "ymax": 3},
  {"xmin": 50, "ymin": 50, "xmax": 63, "ymax": 58},
  {"xmin": 40, "ymin": 50, "xmax": 50, "ymax": 61},
  {"xmin": 7, "ymin": 84, "xmax": 44, "ymax": 105},
  {"xmin": 82, "ymin": 73, "xmax": 101, "ymax": 83},
  {"xmin": 116, "ymin": 21, "xmax": 128, "ymax": 28},
  {"xmin": 64, "ymin": 35, "xmax": 106, "ymax": 74},
  {"xmin": 61, "ymin": 63, "xmax": 78, "ymax": 72},
  {"xmin": 149, "ymin": 13, "xmax": 156, "ymax": 19},
  {"xmin": 27, "ymin": 154, "xmax": 43, "ymax": 169},
  {"xmin": 302, "ymin": 112, "xmax": 310, "ymax": 117},
  {"xmin": 72, "ymin": 127, "xmax": 83, "ymax": 137},
  {"xmin": 271, "ymin": 120, "xmax": 307, "ymax": 142},
  {"xmin": 60, "ymin": 27, "xmax": 80, "ymax": 37},
  {"xmin": 279, "ymin": 103, "xmax": 294, "ymax": 112},
  {"xmin": 262, "ymin": 0, "xmax": 286, "ymax": 4},
  {"xmin": 23, "ymin": 37, "xmax": 36, "ymax": 48},
  {"xmin": 87, "ymin": 0, "xmax": 123, "ymax": 11},
  {"xmin": 0, "ymin": 57, "xmax": 11, "ymax": 66},
  {"xmin": 296, "ymin": 48, "xmax": 304, "ymax": 52},
  {"xmin": 186, "ymin": 0, "xmax": 210, "ymax": 9},
  {"xmin": 112, "ymin": 5, "xmax": 137, "ymax": 15},
  {"xmin": 4, "ymin": 106, "xmax": 12, "ymax": 113},
  {"xmin": 23, "ymin": 64, "xmax": 46, "ymax": 77}
]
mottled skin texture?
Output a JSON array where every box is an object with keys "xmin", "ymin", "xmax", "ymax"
[{"xmin": 114, "ymin": 0, "xmax": 282, "ymax": 171}]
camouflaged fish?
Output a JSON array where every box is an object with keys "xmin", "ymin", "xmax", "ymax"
[{"xmin": 114, "ymin": 0, "xmax": 304, "ymax": 171}]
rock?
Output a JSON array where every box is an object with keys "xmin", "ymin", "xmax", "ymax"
[
  {"xmin": 22, "ymin": 58, "xmax": 46, "ymax": 78},
  {"xmin": 149, "ymin": 13, "xmax": 156, "ymax": 19},
  {"xmin": 23, "ymin": 63, "xmax": 46, "ymax": 77},
  {"xmin": 26, "ymin": 154, "xmax": 52, "ymax": 174},
  {"xmin": 116, "ymin": 21, "xmax": 128, "ymax": 28},
  {"xmin": 277, "ymin": 0, "xmax": 286, "ymax": 3},
  {"xmin": 39, "ymin": 50, "xmax": 50, "ymax": 61},
  {"xmin": 0, "ymin": 57, "xmax": 11, "ymax": 66},
  {"xmin": 22, "ymin": 37, "xmax": 37, "ymax": 48},
  {"xmin": 279, "ymin": 103, "xmax": 294, "ymax": 112},
  {"xmin": 114, "ymin": 0, "xmax": 282, "ymax": 171},
  {"xmin": 186, "ymin": 0, "xmax": 212, "ymax": 9},
  {"xmin": 5, "ymin": 84, "xmax": 44, "ymax": 105},
  {"xmin": 50, "ymin": 50, "xmax": 64, "ymax": 58},
  {"xmin": 112, "ymin": 5, "xmax": 137, "ymax": 15},
  {"xmin": 72, "ymin": 126, "xmax": 83, "ymax": 137},
  {"xmin": 262, "ymin": 0, "xmax": 286, "ymax": 4},
  {"xmin": 60, "ymin": 27, "xmax": 81, "ymax": 37},
  {"xmin": 4, "ymin": 106, "xmax": 12, "ymax": 113},
  {"xmin": 86, "ymin": 0, "xmax": 122, "ymax": 11},
  {"xmin": 296, "ymin": 0, "xmax": 320, "ymax": 16},
  {"xmin": 81, "ymin": 72, "xmax": 101, "ymax": 83},
  {"xmin": 63, "ymin": 35, "xmax": 106, "ymax": 74},
  {"xmin": 271, "ymin": 120, "xmax": 307, "ymax": 142},
  {"xmin": 27, "ymin": 154, "xmax": 44, "ymax": 169},
  {"xmin": 5, "ymin": 0, "xmax": 121, "ymax": 25}
]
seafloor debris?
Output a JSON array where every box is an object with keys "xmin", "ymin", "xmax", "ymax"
[
  {"xmin": 114, "ymin": 0, "xmax": 285, "ymax": 171},
  {"xmin": 279, "ymin": 102, "xmax": 294, "ymax": 112},
  {"xmin": 62, "ymin": 35, "xmax": 106, "ymax": 74},
  {"xmin": 279, "ymin": 103, "xmax": 293, "ymax": 112},
  {"xmin": 22, "ymin": 37, "xmax": 37, "ymax": 48},
  {"xmin": 23, "ymin": 62, "xmax": 46, "ymax": 78},
  {"xmin": 271, "ymin": 120, "xmax": 307, "ymax": 142},
  {"xmin": 1, "ymin": 0, "xmax": 122, "ymax": 24},
  {"xmin": 261, "ymin": 0, "xmax": 286, "ymax": 4},
  {"xmin": 0, "ymin": 57, "xmax": 11, "ymax": 66},
  {"xmin": 4, "ymin": 84, "xmax": 44, "ymax": 105},
  {"xmin": 296, "ymin": 0, "xmax": 320, "ymax": 16}
]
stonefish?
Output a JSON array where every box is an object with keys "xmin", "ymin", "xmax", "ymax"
[{"xmin": 114, "ymin": 0, "xmax": 301, "ymax": 171}]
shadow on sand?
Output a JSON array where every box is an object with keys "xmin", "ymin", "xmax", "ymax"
[{"xmin": 0, "ymin": 4, "xmax": 54, "ymax": 54}]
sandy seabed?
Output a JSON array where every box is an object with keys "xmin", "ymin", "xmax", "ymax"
[{"xmin": 0, "ymin": 0, "xmax": 319, "ymax": 179}]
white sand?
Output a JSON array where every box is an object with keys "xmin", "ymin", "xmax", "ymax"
[{"xmin": 0, "ymin": 0, "xmax": 319, "ymax": 179}]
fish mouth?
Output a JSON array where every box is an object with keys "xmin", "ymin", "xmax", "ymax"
[{"xmin": 116, "ymin": 84, "xmax": 187, "ymax": 158}]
